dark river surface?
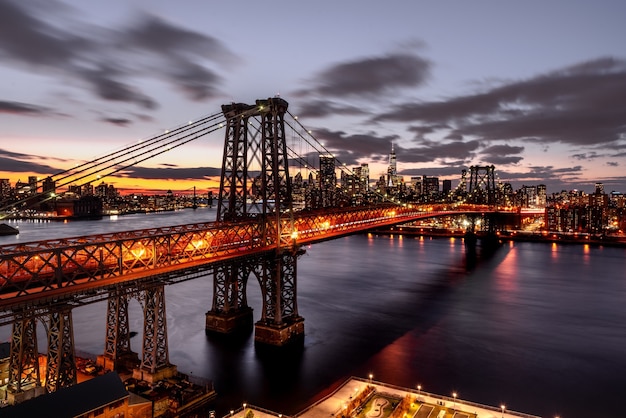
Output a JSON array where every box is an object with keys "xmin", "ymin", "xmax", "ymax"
[{"xmin": 1, "ymin": 207, "xmax": 625, "ymax": 418}]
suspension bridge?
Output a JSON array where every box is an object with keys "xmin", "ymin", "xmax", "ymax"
[{"xmin": 0, "ymin": 97, "xmax": 517, "ymax": 405}]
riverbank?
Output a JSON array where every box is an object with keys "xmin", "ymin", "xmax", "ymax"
[{"xmin": 371, "ymin": 226, "xmax": 626, "ymax": 247}]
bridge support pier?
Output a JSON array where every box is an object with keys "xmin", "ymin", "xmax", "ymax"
[
  {"xmin": 6, "ymin": 314, "xmax": 45, "ymax": 405},
  {"xmin": 97, "ymin": 290, "xmax": 139, "ymax": 372},
  {"xmin": 206, "ymin": 261, "xmax": 254, "ymax": 334},
  {"xmin": 45, "ymin": 306, "xmax": 77, "ymax": 393},
  {"xmin": 205, "ymin": 307, "xmax": 254, "ymax": 334},
  {"xmin": 253, "ymin": 249, "xmax": 305, "ymax": 347},
  {"xmin": 132, "ymin": 285, "xmax": 177, "ymax": 384}
]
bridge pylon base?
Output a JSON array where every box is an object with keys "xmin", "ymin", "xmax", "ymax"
[
  {"xmin": 132, "ymin": 364, "xmax": 178, "ymax": 385},
  {"xmin": 6, "ymin": 385, "xmax": 46, "ymax": 406},
  {"xmin": 254, "ymin": 317, "xmax": 304, "ymax": 347},
  {"xmin": 97, "ymin": 351, "xmax": 140, "ymax": 373},
  {"xmin": 205, "ymin": 307, "xmax": 253, "ymax": 334}
]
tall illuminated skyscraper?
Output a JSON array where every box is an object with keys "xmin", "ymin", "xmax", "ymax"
[{"xmin": 387, "ymin": 143, "xmax": 397, "ymax": 187}]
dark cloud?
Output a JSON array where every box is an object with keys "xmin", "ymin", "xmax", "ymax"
[
  {"xmin": 0, "ymin": 1, "xmax": 238, "ymax": 109},
  {"xmin": 295, "ymin": 53, "xmax": 431, "ymax": 98},
  {"xmin": 0, "ymin": 148, "xmax": 60, "ymax": 175},
  {"xmin": 311, "ymin": 127, "xmax": 399, "ymax": 160},
  {"xmin": 0, "ymin": 100, "xmax": 51, "ymax": 116},
  {"xmin": 407, "ymin": 124, "xmax": 450, "ymax": 137},
  {"xmin": 291, "ymin": 100, "xmax": 370, "ymax": 119},
  {"xmin": 120, "ymin": 15, "xmax": 237, "ymax": 101},
  {"xmin": 78, "ymin": 65, "xmax": 157, "ymax": 109},
  {"xmin": 400, "ymin": 139, "xmax": 481, "ymax": 164},
  {"xmin": 479, "ymin": 144, "xmax": 524, "ymax": 165},
  {"xmin": 116, "ymin": 166, "xmax": 221, "ymax": 180},
  {"xmin": 373, "ymin": 57, "xmax": 626, "ymax": 148},
  {"xmin": 102, "ymin": 117, "xmax": 133, "ymax": 127},
  {"xmin": 572, "ymin": 152, "xmax": 601, "ymax": 160}
]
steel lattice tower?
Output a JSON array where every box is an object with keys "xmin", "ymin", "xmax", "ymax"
[
  {"xmin": 208, "ymin": 97, "xmax": 303, "ymax": 345},
  {"xmin": 468, "ymin": 165, "xmax": 497, "ymax": 206}
]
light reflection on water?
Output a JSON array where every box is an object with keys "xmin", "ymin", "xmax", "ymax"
[{"xmin": 1, "ymin": 211, "xmax": 625, "ymax": 418}]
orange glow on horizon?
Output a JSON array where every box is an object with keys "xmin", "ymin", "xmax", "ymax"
[{"xmin": 0, "ymin": 170, "xmax": 220, "ymax": 196}]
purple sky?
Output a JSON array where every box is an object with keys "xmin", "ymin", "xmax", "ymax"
[{"xmin": 1, "ymin": 0, "xmax": 625, "ymax": 194}]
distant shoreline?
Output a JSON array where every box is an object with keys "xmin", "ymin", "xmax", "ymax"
[{"xmin": 370, "ymin": 226, "xmax": 626, "ymax": 248}]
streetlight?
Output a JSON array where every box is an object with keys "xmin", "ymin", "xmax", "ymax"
[
  {"xmin": 452, "ymin": 392, "xmax": 457, "ymax": 410},
  {"xmin": 417, "ymin": 384, "xmax": 421, "ymax": 398},
  {"xmin": 368, "ymin": 373, "xmax": 373, "ymax": 384},
  {"xmin": 501, "ymin": 404, "xmax": 505, "ymax": 418}
]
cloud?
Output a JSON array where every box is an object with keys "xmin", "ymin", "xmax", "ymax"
[
  {"xmin": 373, "ymin": 57, "xmax": 626, "ymax": 148},
  {"xmin": 479, "ymin": 144, "xmax": 524, "ymax": 165},
  {"xmin": 0, "ymin": 148, "xmax": 62, "ymax": 175},
  {"xmin": 102, "ymin": 117, "xmax": 133, "ymax": 127},
  {"xmin": 0, "ymin": 0, "xmax": 238, "ymax": 109},
  {"xmin": 295, "ymin": 52, "xmax": 431, "ymax": 98},
  {"xmin": 120, "ymin": 14, "xmax": 238, "ymax": 101},
  {"xmin": 571, "ymin": 152, "xmax": 601, "ymax": 161},
  {"xmin": 0, "ymin": 100, "xmax": 51, "ymax": 116},
  {"xmin": 115, "ymin": 165, "xmax": 222, "ymax": 180},
  {"xmin": 400, "ymin": 139, "xmax": 481, "ymax": 165},
  {"xmin": 0, "ymin": 145, "xmax": 220, "ymax": 185},
  {"xmin": 292, "ymin": 100, "xmax": 371, "ymax": 119},
  {"xmin": 311, "ymin": 127, "xmax": 399, "ymax": 161}
]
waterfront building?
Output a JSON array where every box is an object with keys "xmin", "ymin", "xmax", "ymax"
[{"xmin": 0, "ymin": 179, "xmax": 10, "ymax": 201}]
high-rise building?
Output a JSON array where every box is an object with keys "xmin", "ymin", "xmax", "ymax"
[
  {"xmin": 537, "ymin": 184, "xmax": 547, "ymax": 207},
  {"xmin": 410, "ymin": 176, "xmax": 422, "ymax": 195},
  {"xmin": 442, "ymin": 179, "xmax": 452, "ymax": 194},
  {"xmin": 422, "ymin": 175, "xmax": 439, "ymax": 195},
  {"xmin": 386, "ymin": 144, "xmax": 402, "ymax": 188},
  {"xmin": 595, "ymin": 183, "xmax": 605, "ymax": 195},
  {"xmin": 42, "ymin": 177, "xmax": 56, "ymax": 195},
  {"xmin": 319, "ymin": 155, "xmax": 336, "ymax": 207},
  {"xmin": 319, "ymin": 155, "xmax": 336, "ymax": 189},
  {"xmin": 28, "ymin": 176, "xmax": 38, "ymax": 196},
  {"xmin": 0, "ymin": 179, "xmax": 10, "ymax": 199},
  {"xmin": 358, "ymin": 163, "xmax": 370, "ymax": 192}
]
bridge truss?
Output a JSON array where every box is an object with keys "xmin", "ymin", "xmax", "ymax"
[{"xmin": 0, "ymin": 95, "xmax": 518, "ymax": 403}]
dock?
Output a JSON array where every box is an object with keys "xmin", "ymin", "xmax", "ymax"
[{"xmin": 226, "ymin": 377, "xmax": 540, "ymax": 418}]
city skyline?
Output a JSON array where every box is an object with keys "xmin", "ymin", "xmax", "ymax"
[{"xmin": 1, "ymin": 0, "xmax": 626, "ymax": 195}]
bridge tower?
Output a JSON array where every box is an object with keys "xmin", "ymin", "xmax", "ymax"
[
  {"xmin": 133, "ymin": 285, "xmax": 177, "ymax": 383},
  {"xmin": 467, "ymin": 165, "xmax": 496, "ymax": 206},
  {"xmin": 207, "ymin": 97, "xmax": 304, "ymax": 346},
  {"xmin": 465, "ymin": 165, "xmax": 504, "ymax": 252},
  {"xmin": 44, "ymin": 305, "xmax": 78, "ymax": 393},
  {"xmin": 97, "ymin": 289, "xmax": 139, "ymax": 373},
  {"xmin": 6, "ymin": 313, "xmax": 45, "ymax": 405}
]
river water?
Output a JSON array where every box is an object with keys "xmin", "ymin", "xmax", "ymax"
[{"xmin": 1, "ymin": 207, "xmax": 625, "ymax": 418}]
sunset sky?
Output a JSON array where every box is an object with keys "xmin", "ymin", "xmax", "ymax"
[{"xmin": 1, "ymin": 0, "xmax": 625, "ymax": 195}]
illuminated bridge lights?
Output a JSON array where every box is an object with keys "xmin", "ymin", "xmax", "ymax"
[{"xmin": 0, "ymin": 204, "xmax": 506, "ymax": 306}]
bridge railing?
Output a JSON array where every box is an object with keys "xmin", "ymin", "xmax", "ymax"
[
  {"xmin": 0, "ymin": 220, "xmax": 268, "ymax": 301},
  {"xmin": 0, "ymin": 204, "xmax": 502, "ymax": 306}
]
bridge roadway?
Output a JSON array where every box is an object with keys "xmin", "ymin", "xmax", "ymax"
[{"xmin": 0, "ymin": 204, "xmax": 513, "ymax": 324}]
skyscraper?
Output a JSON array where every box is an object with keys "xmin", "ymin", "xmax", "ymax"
[
  {"xmin": 387, "ymin": 143, "xmax": 397, "ymax": 187},
  {"xmin": 319, "ymin": 155, "xmax": 336, "ymax": 207}
]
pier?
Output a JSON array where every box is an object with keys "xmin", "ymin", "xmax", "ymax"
[{"xmin": 226, "ymin": 377, "xmax": 540, "ymax": 418}]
